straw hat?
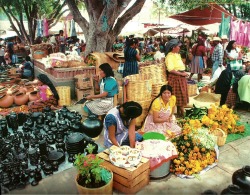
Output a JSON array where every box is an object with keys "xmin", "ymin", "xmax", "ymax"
[
  {"xmin": 213, "ymin": 37, "xmax": 221, "ymax": 42},
  {"xmin": 221, "ymin": 35, "xmax": 228, "ymax": 40}
]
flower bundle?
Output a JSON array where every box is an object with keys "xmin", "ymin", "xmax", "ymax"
[
  {"xmin": 201, "ymin": 105, "xmax": 245, "ymax": 134},
  {"xmin": 170, "ymin": 119, "xmax": 217, "ymax": 176}
]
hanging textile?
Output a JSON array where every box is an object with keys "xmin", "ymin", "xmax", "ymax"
[
  {"xmin": 66, "ymin": 20, "xmax": 71, "ymax": 38},
  {"xmin": 230, "ymin": 17, "xmax": 238, "ymax": 41},
  {"xmin": 36, "ymin": 20, "xmax": 43, "ymax": 37},
  {"xmin": 219, "ymin": 13, "xmax": 230, "ymax": 38},
  {"xmin": 43, "ymin": 19, "xmax": 49, "ymax": 37},
  {"xmin": 63, "ymin": 21, "xmax": 68, "ymax": 38},
  {"xmin": 70, "ymin": 19, "xmax": 77, "ymax": 37}
]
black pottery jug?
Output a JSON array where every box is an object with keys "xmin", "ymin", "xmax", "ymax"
[
  {"xmin": 82, "ymin": 115, "xmax": 103, "ymax": 138},
  {"xmin": 221, "ymin": 184, "xmax": 243, "ymax": 195},
  {"xmin": 7, "ymin": 112, "xmax": 19, "ymax": 131},
  {"xmin": 232, "ymin": 165, "xmax": 250, "ymax": 193}
]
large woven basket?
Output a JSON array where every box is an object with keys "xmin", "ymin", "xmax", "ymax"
[
  {"xmin": 139, "ymin": 63, "xmax": 167, "ymax": 84},
  {"xmin": 125, "ymin": 74, "xmax": 152, "ymax": 101},
  {"xmin": 152, "ymin": 82, "xmax": 168, "ymax": 97},
  {"xmin": 127, "ymin": 98, "xmax": 152, "ymax": 127},
  {"xmin": 187, "ymin": 83, "xmax": 198, "ymax": 97},
  {"xmin": 56, "ymin": 86, "xmax": 71, "ymax": 106},
  {"xmin": 212, "ymin": 128, "xmax": 227, "ymax": 146}
]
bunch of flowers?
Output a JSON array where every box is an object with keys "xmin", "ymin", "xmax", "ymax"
[
  {"xmin": 170, "ymin": 119, "xmax": 217, "ymax": 176},
  {"xmin": 201, "ymin": 105, "xmax": 245, "ymax": 134}
]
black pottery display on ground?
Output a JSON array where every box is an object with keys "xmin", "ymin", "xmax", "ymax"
[{"xmin": 0, "ymin": 107, "xmax": 98, "ymax": 192}]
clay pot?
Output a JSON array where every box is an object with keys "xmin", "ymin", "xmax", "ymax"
[
  {"xmin": 14, "ymin": 92, "xmax": 29, "ymax": 106},
  {"xmin": 0, "ymin": 93, "xmax": 14, "ymax": 108},
  {"xmin": 82, "ymin": 115, "xmax": 103, "ymax": 138},
  {"xmin": 29, "ymin": 91, "xmax": 40, "ymax": 102}
]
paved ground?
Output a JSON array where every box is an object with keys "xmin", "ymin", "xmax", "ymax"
[{"xmin": 9, "ymin": 106, "xmax": 250, "ymax": 195}]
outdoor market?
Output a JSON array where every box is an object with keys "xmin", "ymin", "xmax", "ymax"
[{"xmin": 0, "ymin": 1, "xmax": 250, "ymax": 195}]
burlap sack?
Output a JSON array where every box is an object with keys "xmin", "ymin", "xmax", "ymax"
[{"xmin": 186, "ymin": 92, "xmax": 221, "ymax": 108}]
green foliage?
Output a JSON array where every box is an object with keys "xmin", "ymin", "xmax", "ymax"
[{"xmin": 74, "ymin": 144, "xmax": 112, "ymax": 185}]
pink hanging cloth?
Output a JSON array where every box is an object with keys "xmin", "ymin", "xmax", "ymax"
[
  {"xmin": 230, "ymin": 18, "xmax": 237, "ymax": 41},
  {"xmin": 43, "ymin": 19, "xmax": 49, "ymax": 37}
]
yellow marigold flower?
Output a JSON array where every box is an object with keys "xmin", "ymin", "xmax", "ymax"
[{"xmin": 186, "ymin": 142, "xmax": 190, "ymax": 147}]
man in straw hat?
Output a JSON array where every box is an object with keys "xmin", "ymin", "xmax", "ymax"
[{"xmin": 211, "ymin": 37, "xmax": 224, "ymax": 76}]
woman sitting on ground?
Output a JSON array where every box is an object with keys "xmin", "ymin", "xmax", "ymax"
[
  {"xmin": 83, "ymin": 63, "xmax": 118, "ymax": 116},
  {"xmin": 142, "ymin": 84, "xmax": 182, "ymax": 137},
  {"xmin": 28, "ymin": 74, "xmax": 60, "ymax": 112},
  {"xmin": 103, "ymin": 101, "xmax": 143, "ymax": 148}
]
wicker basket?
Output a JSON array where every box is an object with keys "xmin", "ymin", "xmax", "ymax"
[
  {"xmin": 139, "ymin": 63, "xmax": 167, "ymax": 85},
  {"xmin": 56, "ymin": 86, "xmax": 71, "ymax": 106},
  {"xmin": 187, "ymin": 83, "xmax": 198, "ymax": 97},
  {"xmin": 152, "ymin": 82, "xmax": 168, "ymax": 97},
  {"xmin": 127, "ymin": 98, "xmax": 152, "ymax": 127},
  {"xmin": 125, "ymin": 74, "xmax": 152, "ymax": 101},
  {"xmin": 212, "ymin": 128, "xmax": 227, "ymax": 146}
]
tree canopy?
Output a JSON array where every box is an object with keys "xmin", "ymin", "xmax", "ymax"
[{"xmin": 0, "ymin": 0, "xmax": 67, "ymax": 44}]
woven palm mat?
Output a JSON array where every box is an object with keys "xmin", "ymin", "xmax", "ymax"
[{"xmin": 226, "ymin": 122, "xmax": 250, "ymax": 144}]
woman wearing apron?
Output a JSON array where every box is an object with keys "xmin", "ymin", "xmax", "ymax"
[
  {"xmin": 142, "ymin": 85, "xmax": 182, "ymax": 137},
  {"xmin": 83, "ymin": 63, "xmax": 119, "ymax": 116}
]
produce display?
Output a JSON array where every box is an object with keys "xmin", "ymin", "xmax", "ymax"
[{"xmin": 170, "ymin": 105, "xmax": 245, "ymax": 177}]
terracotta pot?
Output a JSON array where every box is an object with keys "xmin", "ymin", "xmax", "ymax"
[
  {"xmin": 75, "ymin": 166, "xmax": 113, "ymax": 195},
  {"xmin": 14, "ymin": 92, "xmax": 29, "ymax": 106},
  {"xmin": 0, "ymin": 93, "xmax": 14, "ymax": 108},
  {"xmin": 29, "ymin": 91, "xmax": 40, "ymax": 102}
]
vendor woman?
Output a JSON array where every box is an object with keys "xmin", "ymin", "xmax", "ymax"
[
  {"xmin": 165, "ymin": 39, "xmax": 189, "ymax": 117},
  {"xmin": 104, "ymin": 101, "xmax": 143, "ymax": 148},
  {"xmin": 142, "ymin": 84, "xmax": 182, "ymax": 137},
  {"xmin": 28, "ymin": 74, "xmax": 59, "ymax": 112},
  {"xmin": 83, "ymin": 63, "xmax": 118, "ymax": 116}
]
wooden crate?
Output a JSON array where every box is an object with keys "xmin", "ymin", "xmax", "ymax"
[{"xmin": 97, "ymin": 146, "xmax": 150, "ymax": 194}]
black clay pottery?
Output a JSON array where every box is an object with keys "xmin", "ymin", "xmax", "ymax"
[
  {"xmin": 221, "ymin": 184, "xmax": 243, "ymax": 195},
  {"xmin": 17, "ymin": 112, "xmax": 27, "ymax": 126},
  {"xmin": 25, "ymin": 118, "xmax": 34, "ymax": 128},
  {"xmin": 7, "ymin": 112, "xmax": 19, "ymax": 131},
  {"xmin": 232, "ymin": 165, "xmax": 250, "ymax": 193},
  {"xmin": 70, "ymin": 121, "xmax": 83, "ymax": 132},
  {"xmin": 43, "ymin": 106, "xmax": 51, "ymax": 113},
  {"xmin": 82, "ymin": 115, "xmax": 103, "ymax": 138},
  {"xmin": 47, "ymin": 150, "xmax": 65, "ymax": 165}
]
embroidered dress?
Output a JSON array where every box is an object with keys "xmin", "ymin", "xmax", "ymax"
[{"xmin": 143, "ymin": 97, "xmax": 182, "ymax": 136}]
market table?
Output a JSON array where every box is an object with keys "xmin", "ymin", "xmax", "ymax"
[{"xmin": 33, "ymin": 59, "xmax": 96, "ymax": 99}]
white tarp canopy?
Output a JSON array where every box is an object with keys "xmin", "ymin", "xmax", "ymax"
[{"xmin": 0, "ymin": 30, "xmax": 17, "ymax": 39}]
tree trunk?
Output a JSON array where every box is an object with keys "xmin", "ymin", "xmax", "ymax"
[{"xmin": 66, "ymin": 0, "xmax": 146, "ymax": 56}]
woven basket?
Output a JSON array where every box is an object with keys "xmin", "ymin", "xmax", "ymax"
[
  {"xmin": 127, "ymin": 98, "xmax": 152, "ymax": 127},
  {"xmin": 152, "ymin": 82, "xmax": 168, "ymax": 97},
  {"xmin": 125, "ymin": 74, "xmax": 152, "ymax": 101},
  {"xmin": 187, "ymin": 83, "xmax": 198, "ymax": 97},
  {"xmin": 56, "ymin": 86, "xmax": 71, "ymax": 106},
  {"xmin": 212, "ymin": 128, "xmax": 227, "ymax": 146},
  {"xmin": 139, "ymin": 63, "xmax": 167, "ymax": 84}
]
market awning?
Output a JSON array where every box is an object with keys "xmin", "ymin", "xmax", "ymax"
[{"xmin": 169, "ymin": 3, "xmax": 236, "ymax": 26}]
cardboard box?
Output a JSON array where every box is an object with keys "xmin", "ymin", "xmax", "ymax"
[
  {"xmin": 74, "ymin": 74, "xmax": 93, "ymax": 89},
  {"xmin": 97, "ymin": 146, "xmax": 150, "ymax": 194},
  {"xmin": 75, "ymin": 87, "xmax": 94, "ymax": 101}
]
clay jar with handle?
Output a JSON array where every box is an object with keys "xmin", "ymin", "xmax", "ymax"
[
  {"xmin": 29, "ymin": 91, "xmax": 40, "ymax": 102},
  {"xmin": 0, "ymin": 92, "xmax": 14, "ymax": 108},
  {"xmin": 14, "ymin": 92, "xmax": 29, "ymax": 106},
  {"xmin": 232, "ymin": 165, "xmax": 250, "ymax": 193}
]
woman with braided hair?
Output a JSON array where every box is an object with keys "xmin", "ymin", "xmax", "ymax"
[{"xmin": 28, "ymin": 74, "xmax": 60, "ymax": 112}]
